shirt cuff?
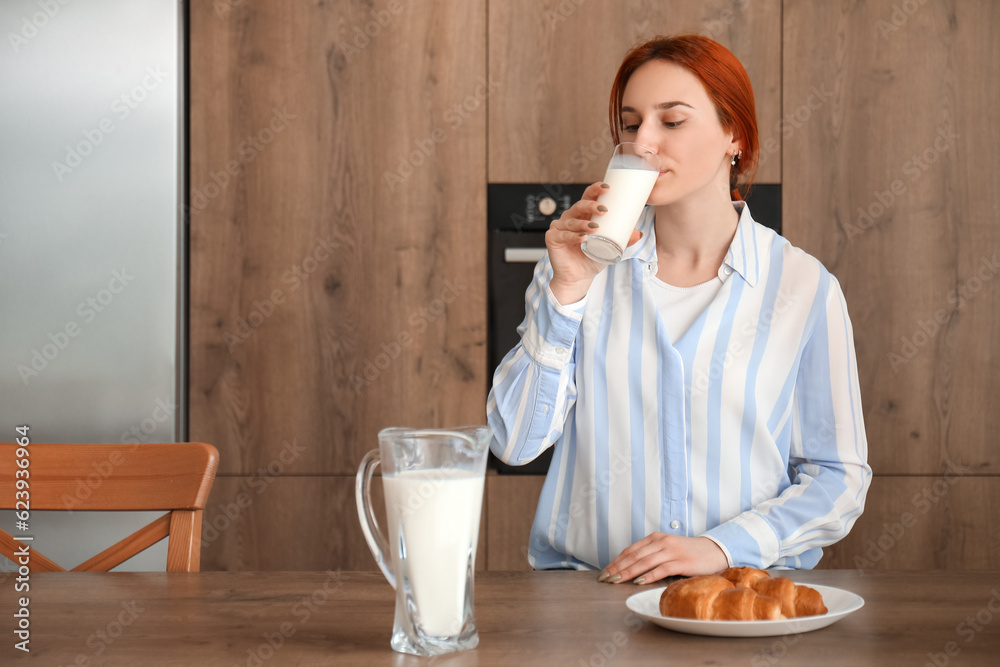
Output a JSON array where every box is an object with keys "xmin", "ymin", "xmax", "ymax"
[
  {"xmin": 521, "ymin": 284, "xmax": 586, "ymax": 369},
  {"xmin": 702, "ymin": 511, "xmax": 782, "ymax": 569},
  {"xmin": 701, "ymin": 534, "xmax": 734, "ymax": 569}
]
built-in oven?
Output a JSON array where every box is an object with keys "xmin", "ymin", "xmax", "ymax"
[{"xmin": 487, "ymin": 183, "xmax": 782, "ymax": 474}]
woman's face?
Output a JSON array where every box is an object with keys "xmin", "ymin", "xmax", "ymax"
[{"xmin": 619, "ymin": 59, "xmax": 738, "ymax": 207}]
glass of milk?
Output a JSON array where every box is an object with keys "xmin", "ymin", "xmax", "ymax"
[
  {"xmin": 356, "ymin": 425, "xmax": 490, "ymax": 656},
  {"xmin": 581, "ymin": 142, "xmax": 660, "ymax": 264}
]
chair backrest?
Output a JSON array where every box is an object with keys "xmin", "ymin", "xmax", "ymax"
[{"xmin": 0, "ymin": 442, "xmax": 219, "ymax": 572}]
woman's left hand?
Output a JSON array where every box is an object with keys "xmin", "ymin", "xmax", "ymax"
[{"xmin": 598, "ymin": 534, "xmax": 729, "ymax": 584}]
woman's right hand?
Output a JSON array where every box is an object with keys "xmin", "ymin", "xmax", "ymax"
[
  {"xmin": 545, "ymin": 181, "xmax": 640, "ymax": 305},
  {"xmin": 545, "ymin": 182, "xmax": 609, "ymax": 305}
]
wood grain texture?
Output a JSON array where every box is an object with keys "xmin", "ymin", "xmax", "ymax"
[
  {"xmin": 0, "ymin": 442, "xmax": 217, "ymax": 572},
  {"xmin": 486, "ymin": 474, "xmax": 545, "ymax": 570},
  {"xmin": 166, "ymin": 510, "xmax": 203, "ymax": 573},
  {"xmin": 0, "ymin": 530, "xmax": 62, "ymax": 572},
  {"xmin": 818, "ymin": 475, "xmax": 1000, "ymax": 571},
  {"xmin": 782, "ymin": 0, "xmax": 1000, "ymax": 475},
  {"xmin": 200, "ymin": 475, "xmax": 486, "ymax": 572},
  {"xmin": 0, "ymin": 442, "xmax": 218, "ymax": 510},
  {"xmin": 73, "ymin": 514, "xmax": 170, "ymax": 573},
  {"xmin": 488, "ymin": 0, "xmax": 782, "ymax": 184},
  {"xmin": 189, "ymin": 1, "xmax": 488, "ymax": 478},
  {"xmin": 3, "ymin": 570, "xmax": 999, "ymax": 665}
]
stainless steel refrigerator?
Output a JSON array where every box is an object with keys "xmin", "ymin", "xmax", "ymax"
[{"xmin": 0, "ymin": 0, "xmax": 185, "ymax": 571}]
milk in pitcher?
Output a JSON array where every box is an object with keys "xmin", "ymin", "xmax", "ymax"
[{"xmin": 383, "ymin": 469, "xmax": 484, "ymax": 637}]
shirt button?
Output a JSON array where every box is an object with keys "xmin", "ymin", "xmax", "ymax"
[
  {"xmin": 555, "ymin": 348, "xmax": 567, "ymax": 357},
  {"xmin": 670, "ymin": 520, "xmax": 680, "ymax": 530},
  {"xmin": 722, "ymin": 266, "xmax": 733, "ymax": 276},
  {"xmin": 542, "ymin": 406, "xmax": 550, "ymax": 414}
]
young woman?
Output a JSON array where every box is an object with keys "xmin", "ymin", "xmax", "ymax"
[{"xmin": 487, "ymin": 35, "xmax": 871, "ymax": 585}]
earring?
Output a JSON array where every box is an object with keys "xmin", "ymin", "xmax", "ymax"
[{"xmin": 730, "ymin": 149, "xmax": 743, "ymax": 166}]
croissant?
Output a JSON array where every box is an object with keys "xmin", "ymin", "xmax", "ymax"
[
  {"xmin": 721, "ymin": 566, "xmax": 771, "ymax": 589},
  {"xmin": 659, "ymin": 575, "xmax": 783, "ymax": 621},
  {"xmin": 659, "ymin": 568, "xmax": 828, "ymax": 621},
  {"xmin": 752, "ymin": 575, "xmax": 828, "ymax": 618}
]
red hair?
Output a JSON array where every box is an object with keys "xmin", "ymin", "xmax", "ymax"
[{"xmin": 609, "ymin": 35, "xmax": 758, "ymax": 200}]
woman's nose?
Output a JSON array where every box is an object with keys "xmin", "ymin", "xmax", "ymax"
[{"xmin": 634, "ymin": 123, "xmax": 658, "ymax": 151}]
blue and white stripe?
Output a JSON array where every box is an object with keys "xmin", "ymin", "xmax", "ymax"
[{"xmin": 487, "ymin": 202, "xmax": 872, "ymax": 570}]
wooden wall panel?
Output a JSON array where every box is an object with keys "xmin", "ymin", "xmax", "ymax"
[
  {"xmin": 782, "ymin": 0, "xmax": 1000, "ymax": 477},
  {"xmin": 817, "ymin": 476, "xmax": 1000, "ymax": 571},
  {"xmin": 190, "ymin": 0, "xmax": 488, "ymax": 570},
  {"xmin": 201, "ymin": 476, "xmax": 487, "ymax": 572},
  {"xmin": 188, "ymin": 0, "xmax": 998, "ymax": 572},
  {"xmin": 486, "ymin": 475, "xmax": 546, "ymax": 571},
  {"xmin": 189, "ymin": 0, "xmax": 488, "ymax": 483},
  {"xmin": 488, "ymin": 0, "xmax": 782, "ymax": 184},
  {"xmin": 783, "ymin": 0, "xmax": 999, "ymax": 570}
]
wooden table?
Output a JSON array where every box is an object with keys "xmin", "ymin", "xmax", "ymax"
[{"xmin": 2, "ymin": 569, "xmax": 999, "ymax": 665}]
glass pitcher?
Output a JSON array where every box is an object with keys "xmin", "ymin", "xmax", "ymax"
[{"xmin": 355, "ymin": 425, "xmax": 490, "ymax": 656}]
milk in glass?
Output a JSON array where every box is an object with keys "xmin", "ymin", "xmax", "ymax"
[{"xmin": 592, "ymin": 166, "xmax": 658, "ymax": 252}]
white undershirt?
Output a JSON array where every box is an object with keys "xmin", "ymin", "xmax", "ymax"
[{"xmin": 649, "ymin": 275, "xmax": 724, "ymax": 344}]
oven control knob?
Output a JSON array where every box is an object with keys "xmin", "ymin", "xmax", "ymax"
[{"xmin": 538, "ymin": 196, "xmax": 557, "ymax": 216}]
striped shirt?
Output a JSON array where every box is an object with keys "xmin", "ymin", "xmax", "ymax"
[{"xmin": 487, "ymin": 201, "xmax": 872, "ymax": 571}]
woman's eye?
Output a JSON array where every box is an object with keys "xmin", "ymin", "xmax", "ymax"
[{"xmin": 621, "ymin": 121, "xmax": 682, "ymax": 132}]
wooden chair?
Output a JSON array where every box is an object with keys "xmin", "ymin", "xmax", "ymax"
[{"xmin": 0, "ymin": 442, "xmax": 219, "ymax": 572}]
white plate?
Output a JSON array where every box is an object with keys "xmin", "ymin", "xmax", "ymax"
[{"xmin": 625, "ymin": 583, "xmax": 864, "ymax": 637}]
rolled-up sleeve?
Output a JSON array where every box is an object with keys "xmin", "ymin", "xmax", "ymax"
[
  {"xmin": 703, "ymin": 274, "xmax": 872, "ymax": 568},
  {"xmin": 487, "ymin": 255, "xmax": 586, "ymax": 465}
]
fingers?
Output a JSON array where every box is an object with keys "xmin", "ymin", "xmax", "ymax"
[
  {"xmin": 582, "ymin": 180, "xmax": 611, "ymax": 201},
  {"xmin": 632, "ymin": 561, "xmax": 682, "ymax": 585},
  {"xmin": 544, "ymin": 225, "xmax": 588, "ymax": 249},
  {"xmin": 549, "ymin": 214, "xmax": 601, "ymax": 236},
  {"xmin": 547, "ymin": 207, "xmax": 607, "ymax": 250},
  {"xmin": 558, "ymin": 200, "xmax": 608, "ymax": 230},
  {"xmin": 600, "ymin": 534, "xmax": 667, "ymax": 583},
  {"xmin": 611, "ymin": 549, "xmax": 668, "ymax": 584},
  {"xmin": 612, "ymin": 532, "xmax": 658, "ymax": 561},
  {"xmin": 549, "ymin": 182, "xmax": 610, "ymax": 239}
]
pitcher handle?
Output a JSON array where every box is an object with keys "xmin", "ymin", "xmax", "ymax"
[{"xmin": 355, "ymin": 449, "xmax": 395, "ymax": 588}]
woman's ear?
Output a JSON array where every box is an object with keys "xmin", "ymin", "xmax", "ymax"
[{"xmin": 729, "ymin": 135, "xmax": 742, "ymax": 155}]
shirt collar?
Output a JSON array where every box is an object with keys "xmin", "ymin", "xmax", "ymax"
[{"xmin": 624, "ymin": 200, "xmax": 762, "ymax": 288}]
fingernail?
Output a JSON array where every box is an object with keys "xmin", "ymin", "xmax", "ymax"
[
  {"xmin": 588, "ymin": 222, "xmax": 599, "ymax": 228},
  {"xmin": 597, "ymin": 205, "xmax": 608, "ymax": 212},
  {"xmin": 634, "ymin": 576, "xmax": 646, "ymax": 585},
  {"xmin": 597, "ymin": 570, "xmax": 610, "ymax": 583},
  {"xmin": 608, "ymin": 574, "xmax": 621, "ymax": 584},
  {"xmin": 578, "ymin": 232, "xmax": 587, "ymax": 237},
  {"xmin": 600, "ymin": 182, "xmax": 610, "ymax": 189}
]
